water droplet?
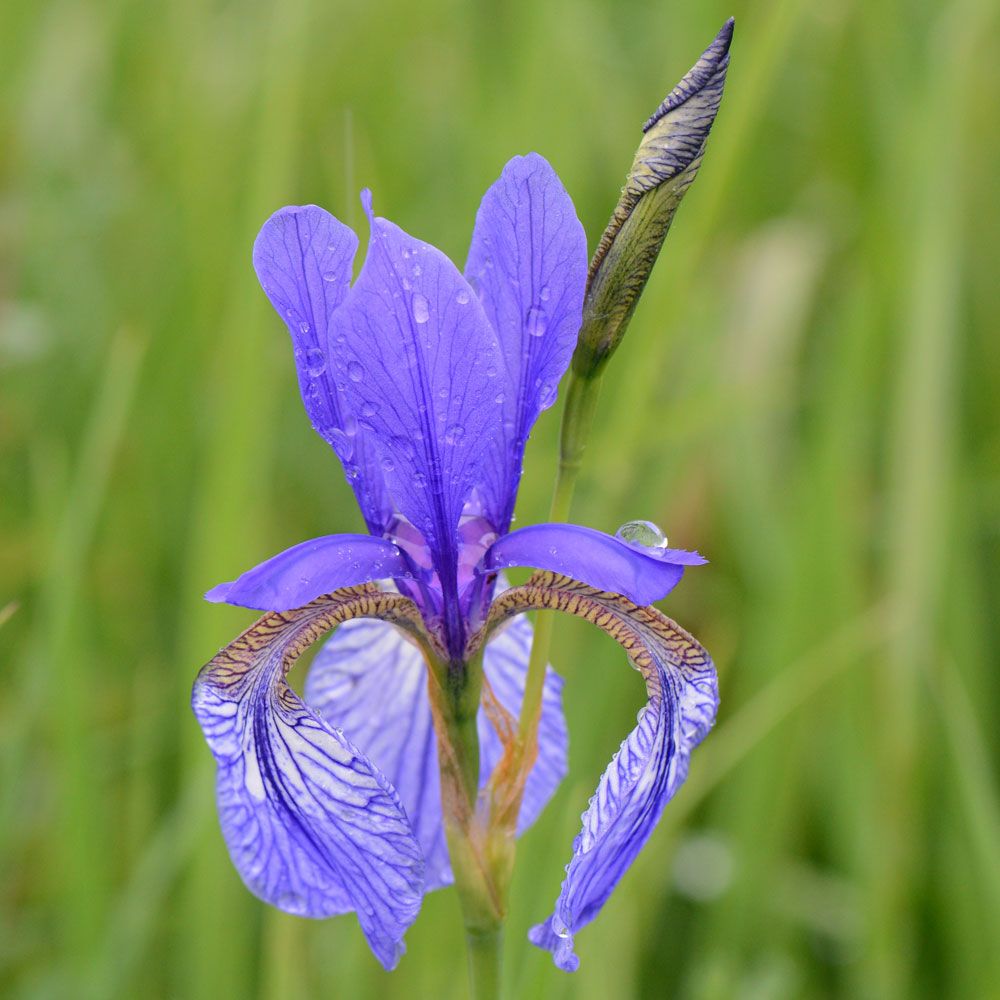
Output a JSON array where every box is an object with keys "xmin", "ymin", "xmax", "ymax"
[
  {"xmin": 361, "ymin": 400, "xmax": 379, "ymax": 417},
  {"xmin": 494, "ymin": 392, "xmax": 505, "ymax": 405},
  {"xmin": 402, "ymin": 276, "xmax": 412, "ymax": 291},
  {"xmin": 538, "ymin": 382, "xmax": 557, "ymax": 408},
  {"xmin": 278, "ymin": 892, "xmax": 307, "ymax": 915},
  {"xmin": 412, "ymin": 264, "xmax": 422, "ymax": 277},
  {"xmin": 331, "ymin": 428, "xmax": 354, "ymax": 461},
  {"xmin": 390, "ymin": 435, "xmax": 416, "ymax": 460},
  {"xmin": 343, "ymin": 413, "xmax": 358, "ymax": 437},
  {"xmin": 347, "ymin": 360, "xmax": 365, "ymax": 383},
  {"xmin": 438, "ymin": 388, "xmax": 448, "ymax": 399},
  {"xmin": 548, "ymin": 546, "xmax": 558, "ymax": 556},
  {"xmin": 526, "ymin": 306, "xmax": 547, "ymax": 337},
  {"xmin": 485, "ymin": 365, "xmax": 497, "ymax": 378},
  {"xmin": 444, "ymin": 424, "xmax": 465, "ymax": 445},
  {"xmin": 412, "ymin": 294, "xmax": 429, "ymax": 324},
  {"xmin": 299, "ymin": 320, "xmax": 311, "ymax": 334},
  {"xmin": 456, "ymin": 288, "xmax": 470, "ymax": 305},
  {"xmin": 304, "ymin": 348, "xmax": 326, "ymax": 377},
  {"xmin": 322, "ymin": 270, "xmax": 338, "ymax": 282},
  {"xmin": 381, "ymin": 456, "xmax": 395, "ymax": 473},
  {"xmin": 540, "ymin": 285, "xmax": 551, "ymax": 302},
  {"xmin": 413, "ymin": 472, "xmax": 427, "ymax": 488},
  {"xmin": 616, "ymin": 519, "xmax": 669, "ymax": 549}
]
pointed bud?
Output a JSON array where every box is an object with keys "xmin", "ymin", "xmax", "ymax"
[{"xmin": 572, "ymin": 18, "xmax": 734, "ymax": 378}]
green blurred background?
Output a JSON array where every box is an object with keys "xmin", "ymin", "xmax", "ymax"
[{"xmin": 2, "ymin": 0, "xmax": 998, "ymax": 997}]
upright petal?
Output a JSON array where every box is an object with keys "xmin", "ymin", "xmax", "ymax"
[
  {"xmin": 477, "ymin": 572, "xmax": 717, "ymax": 971},
  {"xmin": 483, "ymin": 522, "xmax": 706, "ymax": 606},
  {"xmin": 304, "ymin": 612, "xmax": 568, "ymax": 887},
  {"xmin": 205, "ymin": 534, "xmax": 411, "ymax": 611},
  {"xmin": 465, "ymin": 154, "xmax": 588, "ymax": 531},
  {"xmin": 191, "ymin": 587, "xmax": 430, "ymax": 970},
  {"xmin": 253, "ymin": 205, "xmax": 393, "ymax": 532},
  {"xmin": 330, "ymin": 192, "xmax": 504, "ymax": 648}
]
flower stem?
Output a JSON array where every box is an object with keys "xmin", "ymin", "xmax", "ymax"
[
  {"xmin": 518, "ymin": 368, "xmax": 603, "ymax": 740},
  {"xmin": 465, "ymin": 927, "xmax": 503, "ymax": 1000}
]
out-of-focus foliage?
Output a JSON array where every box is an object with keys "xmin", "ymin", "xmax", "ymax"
[{"xmin": 1, "ymin": 1, "xmax": 997, "ymax": 998}]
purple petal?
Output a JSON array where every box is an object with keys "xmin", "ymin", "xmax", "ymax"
[
  {"xmin": 304, "ymin": 611, "xmax": 567, "ymax": 887},
  {"xmin": 484, "ymin": 574, "xmax": 717, "ymax": 972},
  {"xmin": 253, "ymin": 206, "xmax": 393, "ymax": 532},
  {"xmin": 205, "ymin": 534, "xmax": 409, "ymax": 611},
  {"xmin": 464, "ymin": 154, "xmax": 588, "ymax": 531},
  {"xmin": 484, "ymin": 522, "xmax": 706, "ymax": 606},
  {"xmin": 191, "ymin": 594, "xmax": 427, "ymax": 970},
  {"xmin": 330, "ymin": 192, "xmax": 504, "ymax": 645}
]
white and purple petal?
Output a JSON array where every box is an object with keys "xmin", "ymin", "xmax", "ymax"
[
  {"xmin": 253, "ymin": 206, "xmax": 393, "ymax": 532},
  {"xmin": 303, "ymin": 612, "xmax": 567, "ymax": 888},
  {"xmin": 465, "ymin": 154, "xmax": 588, "ymax": 531},
  {"xmin": 191, "ymin": 589, "xmax": 428, "ymax": 970},
  {"xmin": 483, "ymin": 522, "xmax": 706, "ymax": 606},
  {"xmin": 482, "ymin": 573, "xmax": 717, "ymax": 971},
  {"xmin": 205, "ymin": 534, "xmax": 410, "ymax": 611}
]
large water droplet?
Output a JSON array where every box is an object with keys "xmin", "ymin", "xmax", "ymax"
[
  {"xmin": 322, "ymin": 270, "xmax": 338, "ymax": 283},
  {"xmin": 381, "ymin": 456, "xmax": 395, "ymax": 473},
  {"xmin": 412, "ymin": 294, "xmax": 429, "ymax": 324},
  {"xmin": 456, "ymin": 288, "xmax": 470, "ymax": 305},
  {"xmin": 616, "ymin": 519, "xmax": 669, "ymax": 549},
  {"xmin": 526, "ymin": 306, "xmax": 547, "ymax": 337},
  {"xmin": 331, "ymin": 428, "xmax": 354, "ymax": 461},
  {"xmin": 304, "ymin": 348, "xmax": 326, "ymax": 377},
  {"xmin": 347, "ymin": 360, "xmax": 365, "ymax": 383},
  {"xmin": 538, "ymin": 382, "xmax": 557, "ymax": 408},
  {"xmin": 540, "ymin": 285, "xmax": 551, "ymax": 302},
  {"xmin": 361, "ymin": 400, "xmax": 379, "ymax": 417},
  {"xmin": 444, "ymin": 424, "xmax": 465, "ymax": 445}
]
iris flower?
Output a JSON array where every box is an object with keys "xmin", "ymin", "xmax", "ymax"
[{"xmin": 192, "ymin": 118, "xmax": 719, "ymax": 972}]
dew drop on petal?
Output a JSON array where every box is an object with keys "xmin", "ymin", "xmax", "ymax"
[
  {"xmin": 390, "ymin": 434, "xmax": 416, "ymax": 460},
  {"xmin": 456, "ymin": 288, "xmax": 470, "ymax": 305},
  {"xmin": 616, "ymin": 519, "xmax": 669, "ymax": 549},
  {"xmin": 485, "ymin": 365, "xmax": 497, "ymax": 378},
  {"xmin": 347, "ymin": 360, "xmax": 365, "ymax": 383},
  {"xmin": 381, "ymin": 456, "xmax": 395, "ymax": 473},
  {"xmin": 540, "ymin": 285, "xmax": 551, "ymax": 302},
  {"xmin": 322, "ymin": 270, "xmax": 338, "ymax": 282},
  {"xmin": 413, "ymin": 472, "xmax": 427, "ymax": 488},
  {"xmin": 538, "ymin": 382, "xmax": 557, "ymax": 408},
  {"xmin": 278, "ymin": 892, "xmax": 307, "ymax": 915},
  {"xmin": 412, "ymin": 294, "xmax": 429, "ymax": 324},
  {"xmin": 526, "ymin": 306, "xmax": 547, "ymax": 337},
  {"xmin": 361, "ymin": 400, "xmax": 379, "ymax": 417},
  {"xmin": 331, "ymin": 428, "xmax": 354, "ymax": 461},
  {"xmin": 304, "ymin": 348, "xmax": 326, "ymax": 377},
  {"xmin": 444, "ymin": 424, "xmax": 465, "ymax": 445},
  {"xmin": 299, "ymin": 320, "xmax": 311, "ymax": 334}
]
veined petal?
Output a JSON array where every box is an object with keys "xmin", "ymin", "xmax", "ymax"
[
  {"xmin": 330, "ymin": 192, "xmax": 504, "ymax": 648},
  {"xmin": 304, "ymin": 611, "xmax": 567, "ymax": 888},
  {"xmin": 253, "ymin": 206, "xmax": 393, "ymax": 531},
  {"xmin": 477, "ymin": 572, "xmax": 717, "ymax": 972},
  {"xmin": 205, "ymin": 534, "xmax": 410, "ymax": 611},
  {"xmin": 465, "ymin": 154, "xmax": 588, "ymax": 531},
  {"xmin": 191, "ymin": 587, "xmax": 430, "ymax": 970},
  {"xmin": 483, "ymin": 522, "xmax": 706, "ymax": 606}
]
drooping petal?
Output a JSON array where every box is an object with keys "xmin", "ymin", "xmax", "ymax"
[
  {"xmin": 304, "ymin": 611, "xmax": 567, "ymax": 888},
  {"xmin": 483, "ymin": 522, "xmax": 706, "ymax": 606},
  {"xmin": 191, "ymin": 587, "xmax": 431, "ymax": 970},
  {"xmin": 205, "ymin": 534, "xmax": 410, "ymax": 611},
  {"xmin": 330, "ymin": 192, "xmax": 504, "ymax": 648},
  {"xmin": 464, "ymin": 154, "xmax": 588, "ymax": 531},
  {"xmin": 253, "ymin": 205, "xmax": 393, "ymax": 532},
  {"xmin": 477, "ymin": 572, "xmax": 717, "ymax": 972}
]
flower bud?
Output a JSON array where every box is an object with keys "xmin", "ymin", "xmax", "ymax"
[{"xmin": 572, "ymin": 18, "xmax": 734, "ymax": 378}]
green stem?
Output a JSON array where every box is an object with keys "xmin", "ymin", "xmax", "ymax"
[
  {"xmin": 518, "ymin": 369, "xmax": 603, "ymax": 739},
  {"xmin": 465, "ymin": 927, "xmax": 503, "ymax": 1000}
]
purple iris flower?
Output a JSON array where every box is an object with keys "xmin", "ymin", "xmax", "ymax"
[{"xmin": 192, "ymin": 153, "xmax": 716, "ymax": 971}]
